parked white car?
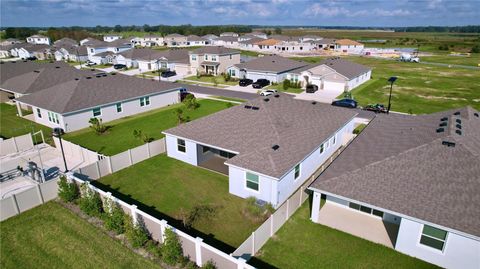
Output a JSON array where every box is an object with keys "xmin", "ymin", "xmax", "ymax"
[{"xmin": 260, "ymin": 89, "xmax": 277, "ymax": 96}]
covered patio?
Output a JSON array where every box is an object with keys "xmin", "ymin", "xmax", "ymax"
[
  {"xmin": 316, "ymin": 202, "xmax": 399, "ymax": 248},
  {"xmin": 200, "ymin": 61, "xmax": 220, "ymax": 75},
  {"xmin": 196, "ymin": 144, "xmax": 235, "ymax": 175}
]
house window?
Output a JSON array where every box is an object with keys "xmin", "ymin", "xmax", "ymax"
[
  {"xmin": 294, "ymin": 164, "xmax": 300, "ymax": 180},
  {"xmin": 202, "ymin": 146, "xmax": 210, "ymax": 153},
  {"xmin": 219, "ymin": 150, "xmax": 235, "ymax": 159},
  {"xmin": 420, "ymin": 225, "xmax": 447, "ymax": 251},
  {"xmin": 230, "ymin": 69, "xmax": 236, "ymax": 76},
  {"xmin": 333, "ymin": 135, "xmax": 336, "ymax": 145},
  {"xmin": 161, "ymin": 62, "xmax": 167, "ymax": 69},
  {"xmin": 47, "ymin": 112, "xmax": 59, "ymax": 124},
  {"xmin": 320, "ymin": 143, "xmax": 324, "ymax": 154},
  {"xmin": 177, "ymin": 139, "xmax": 186, "ymax": 153},
  {"xmin": 36, "ymin": 108, "xmax": 42, "ymax": 118},
  {"xmin": 90, "ymin": 49, "xmax": 94, "ymax": 53},
  {"xmin": 246, "ymin": 172, "xmax": 259, "ymax": 191},
  {"xmin": 140, "ymin": 96, "xmax": 150, "ymax": 107},
  {"xmin": 191, "ymin": 55, "xmax": 197, "ymax": 61},
  {"xmin": 204, "ymin": 55, "xmax": 208, "ymax": 60},
  {"xmin": 116, "ymin": 103, "xmax": 122, "ymax": 113},
  {"xmin": 349, "ymin": 202, "xmax": 384, "ymax": 218},
  {"xmin": 92, "ymin": 107, "xmax": 101, "ymax": 117},
  {"xmin": 212, "ymin": 56, "xmax": 217, "ymax": 61}
]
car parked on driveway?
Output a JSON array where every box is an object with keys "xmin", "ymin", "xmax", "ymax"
[
  {"xmin": 331, "ymin": 98, "xmax": 358, "ymax": 108},
  {"xmin": 252, "ymin": 79, "xmax": 270, "ymax": 89},
  {"xmin": 113, "ymin": 64, "xmax": 127, "ymax": 70},
  {"xmin": 260, "ymin": 89, "xmax": 277, "ymax": 96},
  {"xmin": 161, "ymin": 70, "xmax": 177, "ymax": 78},
  {"xmin": 363, "ymin": 103, "xmax": 387, "ymax": 113},
  {"xmin": 86, "ymin": 61, "xmax": 96, "ymax": 66},
  {"xmin": 239, "ymin": 79, "xmax": 253, "ymax": 87},
  {"xmin": 306, "ymin": 84, "xmax": 318, "ymax": 93}
]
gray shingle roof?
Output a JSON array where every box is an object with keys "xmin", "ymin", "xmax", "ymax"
[
  {"xmin": 150, "ymin": 49, "xmax": 190, "ymax": 64},
  {"xmin": 15, "ymin": 73, "xmax": 182, "ymax": 114},
  {"xmin": 118, "ymin": 48, "xmax": 167, "ymax": 60},
  {"xmin": 190, "ymin": 46, "xmax": 239, "ymax": 55},
  {"xmin": 290, "ymin": 57, "xmax": 371, "ymax": 79},
  {"xmin": 164, "ymin": 93, "xmax": 357, "ymax": 178},
  {"xmin": 0, "ymin": 60, "xmax": 64, "ymax": 84},
  {"xmin": 311, "ymin": 107, "xmax": 480, "ymax": 237},
  {"xmin": 234, "ymin": 55, "xmax": 308, "ymax": 73},
  {"xmin": 186, "ymin": 35, "xmax": 206, "ymax": 42}
]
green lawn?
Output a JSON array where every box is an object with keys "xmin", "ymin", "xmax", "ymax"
[
  {"xmin": 237, "ymin": 49, "xmax": 263, "ymax": 57},
  {"xmin": 291, "ymin": 56, "xmax": 480, "ymax": 114},
  {"xmin": 0, "ymin": 202, "xmax": 162, "ymax": 269},
  {"xmin": 64, "ymin": 99, "xmax": 228, "ymax": 155},
  {"xmin": 268, "ymin": 84, "xmax": 304, "ymax": 94},
  {"xmin": 0, "ymin": 103, "xmax": 52, "ymax": 144},
  {"xmin": 421, "ymin": 53, "xmax": 480, "ymax": 67},
  {"xmin": 211, "ymin": 96, "xmax": 246, "ymax": 103},
  {"xmin": 250, "ymin": 203, "xmax": 438, "ymax": 269},
  {"xmin": 95, "ymin": 154, "xmax": 262, "ymax": 250},
  {"xmin": 184, "ymin": 75, "xmax": 239, "ymax": 86}
]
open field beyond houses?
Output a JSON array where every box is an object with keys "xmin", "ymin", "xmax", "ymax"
[
  {"xmin": 94, "ymin": 154, "xmax": 263, "ymax": 250},
  {"xmin": 64, "ymin": 99, "xmax": 228, "ymax": 155},
  {"xmin": 293, "ymin": 56, "xmax": 480, "ymax": 114},
  {"xmin": 0, "ymin": 202, "xmax": 162, "ymax": 269},
  {"xmin": 250, "ymin": 204, "xmax": 438, "ymax": 269}
]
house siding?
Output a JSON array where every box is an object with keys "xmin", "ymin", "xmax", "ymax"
[
  {"xmin": 228, "ymin": 165, "xmax": 278, "ymax": 204},
  {"xmin": 165, "ymin": 135, "xmax": 198, "ymax": 166}
]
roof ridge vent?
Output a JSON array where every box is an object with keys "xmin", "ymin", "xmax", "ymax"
[
  {"xmin": 86, "ymin": 76, "xmax": 92, "ymax": 79},
  {"xmin": 272, "ymin": 145, "xmax": 280, "ymax": 151},
  {"xmin": 251, "ymin": 106, "xmax": 260, "ymax": 110},
  {"xmin": 244, "ymin": 105, "xmax": 252, "ymax": 109},
  {"xmin": 55, "ymin": 66, "xmax": 60, "ymax": 68},
  {"xmin": 274, "ymin": 94, "xmax": 280, "ymax": 98},
  {"xmin": 453, "ymin": 111, "xmax": 460, "ymax": 115},
  {"xmin": 263, "ymin": 98, "xmax": 269, "ymax": 102},
  {"xmin": 455, "ymin": 130, "xmax": 462, "ymax": 135},
  {"xmin": 442, "ymin": 141, "xmax": 456, "ymax": 147},
  {"xmin": 436, "ymin": 128, "xmax": 444, "ymax": 133},
  {"xmin": 74, "ymin": 78, "xmax": 79, "ymax": 80},
  {"xmin": 312, "ymin": 101, "xmax": 317, "ymax": 105},
  {"xmin": 33, "ymin": 70, "xmax": 40, "ymax": 73}
]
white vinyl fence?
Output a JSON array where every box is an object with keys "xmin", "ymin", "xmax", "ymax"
[
  {"xmin": 73, "ymin": 139, "xmax": 166, "ymax": 180},
  {"xmin": 0, "ymin": 178, "xmax": 59, "ymax": 221},
  {"xmin": 53, "ymin": 136, "xmax": 101, "ymax": 166},
  {"xmin": 68, "ymin": 174, "xmax": 255, "ymax": 269},
  {"xmin": 0, "ymin": 133, "xmax": 34, "ymax": 156}
]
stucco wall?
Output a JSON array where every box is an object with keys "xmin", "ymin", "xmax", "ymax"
[
  {"xmin": 228, "ymin": 165, "xmax": 278, "ymax": 204},
  {"xmin": 395, "ymin": 218, "xmax": 480, "ymax": 269},
  {"xmin": 165, "ymin": 135, "xmax": 198, "ymax": 166},
  {"xmin": 346, "ymin": 70, "xmax": 371, "ymax": 91}
]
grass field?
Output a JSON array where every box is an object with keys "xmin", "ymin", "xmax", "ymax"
[
  {"xmin": 421, "ymin": 53, "xmax": 480, "ymax": 67},
  {"xmin": 268, "ymin": 83, "xmax": 304, "ymax": 94},
  {"xmin": 184, "ymin": 75, "xmax": 239, "ymax": 86},
  {"xmin": 211, "ymin": 96, "xmax": 246, "ymax": 103},
  {"xmin": 0, "ymin": 103, "xmax": 52, "ymax": 144},
  {"xmin": 95, "ymin": 154, "xmax": 262, "ymax": 250},
  {"xmin": 250, "ymin": 203, "xmax": 437, "ymax": 269},
  {"xmin": 291, "ymin": 56, "xmax": 480, "ymax": 114},
  {"xmin": 0, "ymin": 202, "xmax": 162, "ymax": 269},
  {"xmin": 64, "ymin": 99, "xmax": 228, "ymax": 155}
]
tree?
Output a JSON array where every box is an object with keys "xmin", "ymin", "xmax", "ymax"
[
  {"xmin": 174, "ymin": 108, "xmax": 190, "ymax": 125},
  {"xmin": 89, "ymin": 118, "xmax": 108, "ymax": 135},
  {"xmin": 282, "ymin": 79, "xmax": 291, "ymax": 91},
  {"xmin": 274, "ymin": 27, "xmax": 282, "ymax": 35},
  {"xmin": 162, "ymin": 228, "xmax": 183, "ymax": 265},
  {"xmin": 182, "ymin": 94, "xmax": 199, "ymax": 110},
  {"xmin": 57, "ymin": 175, "xmax": 79, "ymax": 202},
  {"xmin": 133, "ymin": 129, "xmax": 153, "ymax": 143}
]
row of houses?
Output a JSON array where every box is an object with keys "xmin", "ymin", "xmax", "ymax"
[
  {"xmin": 162, "ymin": 92, "xmax": 480, "ymax": 269},
  {"xmin": 0, "ymin": 61, "xmax": 210, "ymax": 132}
]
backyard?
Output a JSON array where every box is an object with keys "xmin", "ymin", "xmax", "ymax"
[
  {"xmin": 0, "ymin": 103, "xmax": 53, "ymax": 144},
  {"xmin": 292, "ymin": 55, "xmax": 480, "ymax": 114},
  {"xmin": 0, "ymin": 202, "xmax": 162, "ymax": 269},
  {"xmin": 249, "ymin": 203, "xmax": 438, "ymax": 269},
  {"xmin": 64, "ymin": 99, "xmax": 228, "ymax": 155},
  {"xmin": 94, "ymin": 154, "xmax": 264, "ymax": 251}
]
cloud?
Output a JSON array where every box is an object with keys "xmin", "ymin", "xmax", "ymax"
[{"xmin": 304, "ymin": 3, "xmax": 413, "ymax": 17}]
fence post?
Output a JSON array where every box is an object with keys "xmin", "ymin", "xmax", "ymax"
[
  {"xmin": 12, "ymin": 137, "xmax": 18, "ymax": 153},
  {"xmin": 36, "ymin": 184, "xmax": 44, "ymax": 204},
  {"xmin": 11, "ymin": 194, "xmax": 20, "ymax": 215},
  {"xmin": 160, "ymin": 220, "xmax": 167, "ymax": 243},
  {"xmin": 130, "ymin": 204, "xmax": 138, "ymax": 225},
  {"xmin": 237, "ymin": 257, "xmax": 247, "ymax": 269},
  {"xmin": 147, "ymin": 142, "xmax": 151, "ymax": 158},
  {"xmin": 299, "ymin": 186, "xmax": 303, "ymax": 205},
  {"xmin": 251, "ymin": 232, "xmax": 255, "ymax": 255},
  {"xmin": 195, "ymin": 237, "xmax": 203, "ymax": 266},
  {"xmin": 270, "ymin": 215, "xmax": 274, "ymax": 236},
  {"xmin": 286, "ymin": 199, "xmax": 290, "ymax": 220},
  {"xmin": 95, "ymin": 162, "xmax": 101, "ymax": 179},
  {"xmin": 128, "ymin": 149, "xmax": 133, "ymax": 165},
  {"xmin": 107, "ymin": 157, "xmax": 113, "ymax": 174}
]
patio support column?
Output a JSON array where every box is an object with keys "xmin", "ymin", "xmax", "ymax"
[{"xmin": 311, "ymin": 191, "xmax": 321, "ymax": 222}]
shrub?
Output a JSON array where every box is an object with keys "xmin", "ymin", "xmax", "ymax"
[
  {"xmin": 133, "ymin": 129, "xmax": 153, "ymax": 143},
  {"xmin": 243, "ymin": 197, "xmax": 273, "ymax": 221},
  {"xmin": 223, "ymin": 72, "xmax": 231, "ymax": 82},
  {"xmin": 211, "ymin": 76, "xmax": 218, "ymax": 87},
  {"xmin": 179, "ymin": 204, "xmax": 217, "ymax": 229},
  {"xmin": 225, "ymin": 102, "xmax": 233, "ymax": 108},
  {"xmin": 282, "ymin": 79, "xmax": 290, "ymax": 91},
  {"xmin": 103, "ymin": 201, "xmax": 126, "ymax": 234},
  {"xmin": 89, "ymin": 118, "xmax": 108, "ymax": 135},
  {"xmin": 144, "ymin": 240, "xmax": 162, "ymax": 258},
  {"xmin": 202, "ymin": 260, "xmax": 217, "ymax": 269},
  {"xmin": 174, "ymin": 108, "xmax": 190, "ymax": 125},
  {"xmin": 162, "ymin": 228, "xmax": 183, "ymax": 265},
  {"xmin": 471, "ymin": 45, "xmax": 480, "ymax": 53},
  {"xmin": 343, "ymin": 91, "xmax": 352, "ymax": 99},
  {"xmin": 182, "ymin": 94, "xmax": 199, "ymax": 110},
  {"xmin": 79, "ymin": 184, "xmax": 103, "ymax": 217},
  {"xmin": 124, "ymin": 214, "xmax": 149, "ymax": 248},
  {"xmin": 57, "ymin": 176, "xmax": 79, "ymax": 203}
]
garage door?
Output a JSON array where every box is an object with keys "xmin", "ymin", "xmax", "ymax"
[
  {"xmin": 323, "ymin": 81, "xmax": 346, "ymax": 92},
  {"xmin": 175, "ymin": 64, "xmax": 190, "ymax": 75},
  {"xmin": 246, "ymin": 72, "xmax": 278, "ymax": 83}
]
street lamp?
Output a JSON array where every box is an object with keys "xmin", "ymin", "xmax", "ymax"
[
  {"xmin": 52, "ymin": 127, "xmax": 68, "ymax": 172},
  {"xmin": 387, "ymin": 76, "xmax": 397, "ymax": 114}
]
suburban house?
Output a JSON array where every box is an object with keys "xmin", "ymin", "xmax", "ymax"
[
  {"xmin": 163, "ymin": 93, "xmax": 359, "ymax": 207},
  {"xmin": 201, "ymin": 34, "xmax": 218, "ymax": 43},
  {"xmin": 299, "ymin": 35, "xmax": 323, "ymax": 42},
  {"xmin": 314, "ymin": 38, "xmax": 336, "ymax": 50},
  {"xmin": 189, "ymin": 46, "xmax": 240, "ymax": 76},
  {"xmin": 131, "ymin": 35, "xmax": 164, "ymax": 47},
  {"xmin": 8, "ymin": 44, "xmax": 51, "ymax": 60},
  {"xmin": 0, "ymin": 46, "xmax": 11, "ymax": 58},
  {"xmin": 80, "ymin": 37, "xmax": 98, "ymax": 46},
  {"xmin": 53, "ymin": 37, "xmax": 78, "ymax": 47},
  {"xmin": 253, "ymin": 39, "xmax": 282, "ymax": 52},
  {"xmin": 212, "ymin": 36, "xmax": 239, "ymax": 47},
  {"xmin": 54, "ymin": 46, "xmax": 88, "ymax": 62},
  {"xmin": 227, "ymin": 55, "xmax": 309, "ymax": 83},
  {"xmin": 26, "ymin": 35, "xmax": 51, "ymax": 45},
  {"xmin": 220, "ymin": 32, "xmax": 238, "ymax": 37},
  {"xmin": 334, "ymin": 39, "xmax": 365, "ymax": 54},
  {"xmin": 186, "ymin": 35, "xmax": 208, "ymax": 46},
  {"xmin": 274, "ymin": 40, "xmax": 316, "ymax": 53},
  {"xmin": 85, "ymin": 38, "xmax": 133, "ymax": 64},
  {"xmin": 238, "ymin": 37, "xmax": 268, "ymax": 51},
  {"xmin": 164, "ymin": 34, "xmax": 187, "ymax": 47},
  {"xmin": 0, "ymin": 38, "xmax": 22, "ymax": 46},
  {"xmin": 249, "ymin": 31, "xmax": 268, "ymax": 39},
  {"xmin": 309, "ymin": 108, "xmax": 480, "ymax": 269},
  {"xmin": 135, "ymin": 49, "xmax": 191, "ymax": 74},
  {"xmin": 103, "ymin": 34, "xmax": 123, "ymax": 42},
  {"xmin": 287, "ymin": 57, "xmax": 372, "ymax": 92},
  {"xmin": 14, "ymin": 73, "xmax": 184, "ymax": 132}
]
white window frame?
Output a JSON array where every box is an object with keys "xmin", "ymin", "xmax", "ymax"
[
  {"xmin": 320, "ymin": 143, "xmax": 324, "ymax": 154},
  {"xmin": 140, "ymin": 96, "xmax": 150, "ymax": 107},
  {"xmin": 204, "ymin": 55, "xmax": 208, "ymax": 60},
  {"xmin": 245, "ymin": 172, "xmax": 260, "ymax": 192},
  {"xmin": 36, "ymin": 108, "xmax": 42, "ymax": 118},
  {"xmin": 116, "ymin": 102, "xmax": 122, "ymax": 113},
  {"xmin": 177, "ymin": 138, "xmax": 186, "ymax": 153},
  {"xmin": 294, "ymin": 164, "xmax": 301, "ymax": 180},
  {"xmin": 92, "ymin": 107, "xmax": 101, "ymax": 117},
  {"xmin": 418, "ymin": 224, "xmax": 448, "ymax": 252},
  {"xmin": 191, "ymin": 55, "xmax": 197, "ymax": 61}
]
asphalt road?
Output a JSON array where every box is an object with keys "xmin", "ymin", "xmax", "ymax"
[{"xmin": 176, "ymin": 83, "xmax": 259, "ymax": 100}]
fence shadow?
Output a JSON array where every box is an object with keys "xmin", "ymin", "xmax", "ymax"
[
  {"xmin": 91, "ymin": 180, "xmax": 237, "ymax": 254},
  {"xmin": 247, "ymin": 257, "xmax": 279, "ymax": 269}
]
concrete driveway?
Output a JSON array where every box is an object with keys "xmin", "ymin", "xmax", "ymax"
[
  {"xmin": 294, "ymin": 88, "xmax": 343, "ymax": 104},
  {"xmin": 97, "ymin": 66, "xmax": 116, "ymax": 73},
  {"xmin": 120, "ymin": 68, "xmax": 143, "ymax": 76},
  {"xmin": 177, "ymin": 83, "xmax": 258, "ymax": 100}
]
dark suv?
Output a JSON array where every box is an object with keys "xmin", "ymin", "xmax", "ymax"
[
  {"xmin": 113, "ymin": 64, "xmax": 127, "ymax": 69},
  {"xmin": 331, "ymin": 98, "xmax": 358, "ymax": 108},
  {"xmin": 306, "ymin": 84, "xmax": 318, "ymax": 93},
  {"xmin": 239, "ymin": 79, "xmax": 253, "ymax": 87},
  {"xmin": 252, "ymin": 79, "xmax": 270, "ymax": 89},
  {"xmin": 161, "ymin": 70, "xmax": 176, "ymax": 78}
]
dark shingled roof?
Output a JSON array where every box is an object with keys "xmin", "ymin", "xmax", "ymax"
[
  {"xmin": 15, "ymin": 73, "xmax": 182, "ymax": 114},
  {"xmin": 311, "ymin": 107, "xmax": 480, "ymax": 238},
  {"xmin": 0, "ymin": 60, "xmax": 64, "ymax": 84},
  {"xmin": 186, "ymin": 35, "xmax": 206, "ymax": 42},
  {"xmin": 290, "ymin": 57, "xmax": 371, "ymax": 79},
  {"xmin": 190, "ymin": 46, "xmax": 239, "ymax": 55},
  {"xmin": 118, "ymin": 48, "xmax": 167, "ymax": 60},
  {"xmin": 164, "ymin": 93, "xmax": 357, "ymax": 178},
  {"xmin": 148, "ymin": 49, "xmax": 190, "ymax": 64},
  {"xmin": 234, "ymin": 55, "xmax": 308, "ymax": 73}
]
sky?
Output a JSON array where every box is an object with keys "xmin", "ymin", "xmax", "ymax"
[{"xmin": 1, "ymin": 0, "xmax": 479, "ymax": 27}]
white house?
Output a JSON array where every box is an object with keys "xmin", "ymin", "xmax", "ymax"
[
  {"xmin": 15, "ymin": 73, "xmax": 184, "ymax": 132},
  {"xmin": 309, "ymin": 108, "xmax": 480, "ymax": 269},
  {"xmin": 85, "ymin": 38, "xmax": 133, "ymax": 64},
  {"xmin": 131, "ymin": 35, "xmax": 164, "ymax": 47},
  {"xmin": 334, "ymin": 39, "xmax": 365, "ymax": 54},
  {"xmin": 220, "ymin": 32, "xmax": 238, "ymax": 37},
  {"xmin": 164, "ymin": 34, "xmax": 188, "ymax": 47},
  {"xmin": 103, "ymin": 34, "xmax": 122, "ymax": 42},
  {"xmin": 163, "ymin": 94, "xmax": 358, "ymax": 207},
  {"xmin": 189, "ymin": 46, "xmax": 240, "ymax": 76},
  {"xmin": 135, "ymin": 49, "xmax": 191, "ymax": 75},
  {"xmin": 185, "ymin": 35, "xmax": 208, "ymax": 46},
  {"xmin": 26, "ymin": 35, "xmax": 50, "ymax": 45},
  {"xmin": 212, "ymin": 36, "xmax": 239, "ymax": 48}
]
